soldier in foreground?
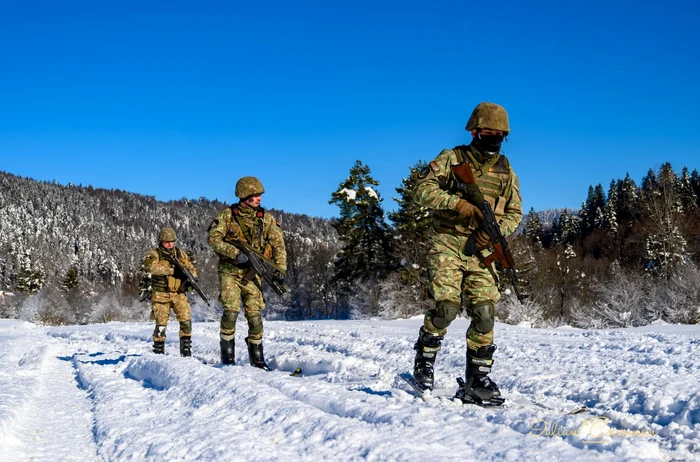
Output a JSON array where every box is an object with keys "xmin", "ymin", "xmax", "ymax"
[
  {"xmin": 412, "ymin": 102, "xmax": 523, "ymax": 405},
  {"xmin": 208, "ymin": 176, "xmax": 286, "ymax": 369},
  {"xmin": 143, "ymin": 227, "xmax": 198, "ymax": 356}
]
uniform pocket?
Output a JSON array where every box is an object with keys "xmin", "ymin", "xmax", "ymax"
[{"xmin": 494, "ymin": 196, "xmax": 506, "ymax": 217}]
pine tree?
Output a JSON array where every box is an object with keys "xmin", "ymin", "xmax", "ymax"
[
  {"xmin": 387, "ymin": 161, "xmax": 433, "ymax": 313},
  {"xmin": 680, "ymin": 166, "xmax": 697, "ymax": 209},
  {"xmin": 524, "ymin": 207, "xmax": 544, "ymax": 247},
  {"xmin": 329, "ymin": 161, "xmax": 394, "ymax": 313},
  {"xmin": 690, "ymin": 169, "xmax": 700, "ymax": 204},
  {"xmin": 61, "ymin": 267, "xmax": 79, "ymax": 291},
  {"xmin": 14, "ymin": 249, "xmax": 44, "ymax": 294},
  {"xmin": 617, "ymin": 173, "xmax": 638, "ymax": 222},
  {"xmin": 604, "ymin": 180, "xmax": 619, "ymax": 233},
  {"xmin": 642, "ymin": 164, "xmax": 689, "ymax": 279},
  {"xmin": 641, "ymin": 168, "xmax": 659, "ymax": 193},
  {"xmin": 551, "ymin": 209, "xmax": 579, "ymax": 246},
  {"xmin": 585, "ymin": 184, "xmax": 606, "ymax": 233}
]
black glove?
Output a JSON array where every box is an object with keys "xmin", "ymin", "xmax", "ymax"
[{"xmin": 236, "ymin": 252, "xmax": 249, "ymax": 265}]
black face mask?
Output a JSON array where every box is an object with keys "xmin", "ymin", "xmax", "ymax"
[{"xmin": 475, "ymin": 133, "xmax": 504, "ymax": 154}]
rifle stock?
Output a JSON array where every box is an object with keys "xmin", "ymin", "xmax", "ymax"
[{"xmin": 451, "ymin": 162, "xmax": 528, "ymax": 303}]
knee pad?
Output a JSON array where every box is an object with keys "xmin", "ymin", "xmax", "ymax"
[
  {"xmin": 154, "ymin": 325, "xmax": 166, "ymax": 338},
  {"xmin": 247, "ymin": 314, "xmax": 264, "ymax": 336},
  {"xmin": 471, "ymin": 302, "xmax": 495, "ymax": 333},
  {"xmin": 179, "ymin": 320, "xmax": 192, "ymax": 335},
  {"xmin": 220, "ymin": 311, "xmax": 239, "ymax": 331},
  {"xmin": 432, "ymin": 301, "xmax": 460, "ymax": 330}
]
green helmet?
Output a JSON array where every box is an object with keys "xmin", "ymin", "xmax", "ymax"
[
  {"xmin": 235, "ymin": 176, "xmax": 265, "ymax": 199},
  {"xmin": 465, "ymin": 102, "xmax": 510, "ymax": 135},
  {"xmin": 159, "ymin": 227, "xmax": 177, "ymax": 242}
]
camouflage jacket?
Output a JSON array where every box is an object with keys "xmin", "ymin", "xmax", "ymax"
[
  {"xmin": 143, "ymin": 247, "xmax": 197, "ymax": 293},
  {"xmin": 208, "ymin": 204, "xmax": 287, "ymax": 273},
  {"xmin": 414, "ymin": 143, "xmax": 523, "ymax": 238}
]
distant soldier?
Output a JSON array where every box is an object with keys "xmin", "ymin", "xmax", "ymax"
[
  {"xmin": 208, "ymin": 176, "xmax": 286, "ymax": 369},
  {"xmin": 412, "ymin": 102, "xmax": 523, "ymax": 405},
  {"xmin": 143, "ymin": 227, "xmax": 198, "ymax": 356}
]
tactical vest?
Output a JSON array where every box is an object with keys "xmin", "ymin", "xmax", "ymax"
[
  {"xmin": 433, "ymin": 145, "xmax": 512, "ymax": 236},
  {"xmin": 151, "ymin": 247, "xmax": 186, "ymax": 293},
  {"xmin": 229, "ymin": 204, "xmax": 265, "ymax": 247}
]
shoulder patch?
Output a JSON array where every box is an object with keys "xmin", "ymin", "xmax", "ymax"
[{"xmin": 417, "ymin": 166, "xmax": 431, "ymax": 180}]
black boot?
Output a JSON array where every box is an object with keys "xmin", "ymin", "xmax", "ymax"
[
  {"xmin": 455, "ymin": 344, "xmax": 504, "ymax": 406},
  {"xmin": 180, "ymin": 337, "xmax": 192, "ymax": 357},
  {"xmin": 153, "ymin": 340, "xmax": 165, "ymax": 355},
  {"xmin": 246, "ymin": 338, "xmax": 270, "ymax": 371},
  {"xmin": 412, "ymin": 327, "xmax": 443, "ymax": 391},
  {"xmin": 220, "ymin": 338, "xmax": 235, "ymax": 365}
]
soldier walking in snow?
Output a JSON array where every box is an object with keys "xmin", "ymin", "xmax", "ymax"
[
  {"xmin": 208, "ymin": 176, "xmax": 286, "ymax": 369},
  {"xmin": 143, "ymin": 227, "xmax": 198, "ymax": 356},
  {"xmin": 411, "ymin": 102, "xmax": 523, "ymax": 405}
]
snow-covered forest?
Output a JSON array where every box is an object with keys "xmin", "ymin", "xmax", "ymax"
[{"xmin": 1, "ymin": 160, "xmax": 700, "ymax": 329}]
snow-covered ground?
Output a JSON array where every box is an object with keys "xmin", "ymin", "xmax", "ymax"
[{"xmin": 1, "ymin": 317, "xmax": 699, "ymax": 462}]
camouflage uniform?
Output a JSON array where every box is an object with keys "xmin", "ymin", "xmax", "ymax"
[
  {"xmin": 411, "ymin": 102, "xmax": 523, "ymax": 402},
  {"xmin": 415, "ymin": 144, "xmax": 522, "ymax": 347},
  {"xmin": 143, "ymin": 227, "xmax": 198, "ymax": 355},
  {"xmin": 208, "ymin": 176, "xmax": 286, "ymax": 366}
]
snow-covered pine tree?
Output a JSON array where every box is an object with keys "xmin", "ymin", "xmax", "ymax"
[
  {"xmin": 604, "ymin": 180, "xmax": 619, "ymax": 234},
  {"xmin": 616, "ymin": 173, "xmax": 638, "ymax": 223},
  {"xmin": 642, "ymin": 163, "xmax": 689, "ymax": 279},
  {"xmin": 14, "ymin": 249, "xmax": 44, "ymax": 294},
  {"xmin": 329, "ymin": 160, "xmax": 394, "ymax": 315},
  {"xmin": 581, "ymin": 184, "xmax": 606, "ymax": 235},
  {"xmin": 61, "ymin": 267, "xmax": 79, "ymax": 291},
  {"xmin": 523, "ymin": 207, "xmax": 544, "ymax": 248},
  {"xmin": 386, "ymin": 160, "xmax": 432, "ymax": 315}
]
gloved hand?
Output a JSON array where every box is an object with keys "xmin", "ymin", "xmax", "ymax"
[
  {"xmin": 475, "ymin": 230, "xmax": 491, "ymax": 249},
  {"xmin": 454, "ymin": 199, "xmax": 484, "ymax": 221},
  {"xmin": 235, "ymin": 252, "xmax": 249, "ymax": 265}
]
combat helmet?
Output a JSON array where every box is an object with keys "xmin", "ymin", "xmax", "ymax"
[
  {"xmin": 159, "ymin": 227, "xmax": 177, "ymax": 242},
  {"xmin": 465, "ymin": 102, "xmax": 510, "ymax": 135},
  {"xmin": 235, "ymin": 176, "xmax": 265, "ymax": 199}
]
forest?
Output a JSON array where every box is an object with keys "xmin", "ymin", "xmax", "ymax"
[{"xmin": 1, "ymin": 160, "xmax": 699, "ymax": 328}]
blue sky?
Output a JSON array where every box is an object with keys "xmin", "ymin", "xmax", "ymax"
[{"xmin": 1, "ymin": 0, "xmax": 698, "ymax": 218}]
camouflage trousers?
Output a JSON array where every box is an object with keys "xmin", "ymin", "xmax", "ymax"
[
  {"xmin": 424, "ymin": 232, "xmax": 500, "ymax": 350},
  {"xmin": 150, "ymin": 291, "xmax": 192, "ymax": 341},
  {"xmin": 218, "ymin": 269, "xmax": 265, "ymax": 342}
]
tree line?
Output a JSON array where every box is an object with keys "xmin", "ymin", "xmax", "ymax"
[{"xmin": 1, "ymin": 160, "xmax": 699, "ymax": 328}]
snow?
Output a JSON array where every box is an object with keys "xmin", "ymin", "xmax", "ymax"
[
  {"xmin": 364, "ymin": 187, "xmax": 378, "ymax": 199},
  {"xmin": 1, "ymin": 317, "xmax": 699, "ymax": 461},
  {"xmin": 338, "ymin": 188, "xmax": 357, "ymax": 201}
]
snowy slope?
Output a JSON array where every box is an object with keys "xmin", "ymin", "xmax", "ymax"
[{"xmin": 1, "ymin": 318, "xmax": 698, "ymax": 461}]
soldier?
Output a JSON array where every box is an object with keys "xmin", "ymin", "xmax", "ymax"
[
  {"xmin": 208, "ymin": 176, "xmax": 286, "ymax": 369},
  {"xmin": 412, "ymin": 102, "xmax": 523, "ymax": 404},
  {"xmin": 143, "ymin": 227, "xmax": 198, "ymax": 356}
]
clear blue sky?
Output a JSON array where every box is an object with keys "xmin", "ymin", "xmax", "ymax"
[{"xmin": 1, "ymin": 0, "xmax": 698, "ymax": 218}]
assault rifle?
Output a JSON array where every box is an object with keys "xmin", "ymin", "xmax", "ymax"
[
  {"xmin": 451, "ymin": 161, "xmax": 528, "ymax": 303},
  {"xmin": 232, "ymin": 240, "xmax": 287, "ymax": 297},
  {"xmin": 169, "ymin": 254, "xmax": 211, "ymax": 306}
]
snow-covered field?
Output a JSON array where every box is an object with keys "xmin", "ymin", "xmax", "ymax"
[{"xmin": 1, "ymin": 317, "xmax": 699, "ymax": 461}]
